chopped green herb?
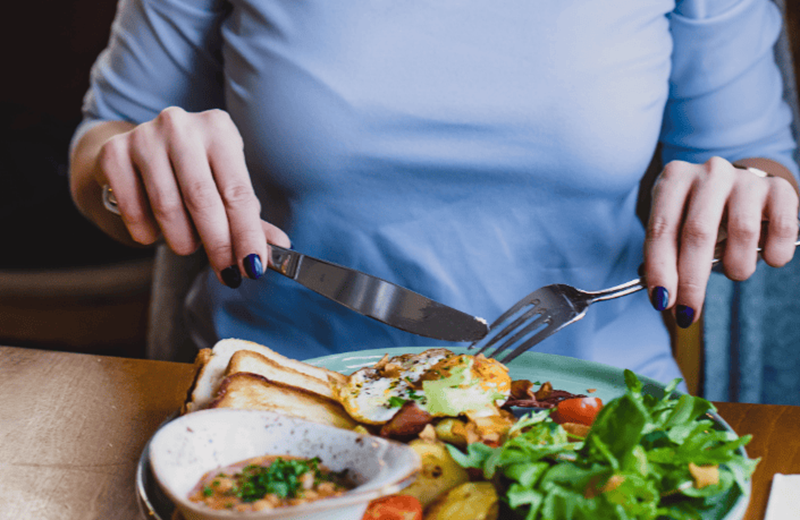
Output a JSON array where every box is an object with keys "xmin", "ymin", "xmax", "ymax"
[
  {"xmin": 234, "ymin": 457, "xmax": 327, "ymax": 503},
  {"xmin": 387, "ymin": 396, "xmax": 409, "ymax": 408},
  {"xmin": 202, "ymin": 486, "xmax": 214, "ymax": 497}
]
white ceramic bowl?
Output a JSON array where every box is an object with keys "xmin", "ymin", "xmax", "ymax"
[{"xmin": 148, "ymin": 408, "xmax": 421, "ymax": 520}]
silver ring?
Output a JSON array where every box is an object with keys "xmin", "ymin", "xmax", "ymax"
[
  {"xmin": 102, "ymin": 184, "xmax": 121, "ymax": 215},
  {"xmin": 733, "ymin": 164, "xmax": 771, "ymax": 178}
]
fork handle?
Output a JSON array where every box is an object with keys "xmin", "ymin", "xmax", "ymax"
[{"xmin": 591, "ymin": 234, "xmax": 800, "ymax": 304}]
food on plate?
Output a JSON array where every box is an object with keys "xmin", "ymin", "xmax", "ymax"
[
  {"xmin": 335, "ymin": 349, "xmax": 452, "ymax": 425},
  {"xmin": 420, "ymin": 354, "xmax": 511, "ymax": 417},
  {"xmin": 361, "ymin": 495, "xmax": 423, "ymax": 520},
  {"xmin": 549, "ymin": 396, "xmax": 604, "ymax": 426},
  {"xmin": 224, "ymin": 348, "xmax": 337, "ymax": 400},
  {"xmin": 183, "ymin": 338, "xmax": 345, "ymax": 414},
  {"xmin": 208, "ymin": 372, "xmax": 359, "ymax": 430},
  {"xmin": 446, "ymin": 370, "xmax": 758, "ymax": 520},
  {"xmin": 181, "ymin": 338, "xmax": 354, "ymax": 430},
  {"xmin": 399, "ymin": 439, "xmax": 470, "ymax": 508},
  {"xmin": 424, "ymin": 482, "xmax": 499, "ymax": 520},
  {"xmin": 335, "ymin": 350, "xmax": 511, "ymax": 426},
  {"xmin": 189, "ymin": 454, "xmax": 354, "ymax": 511},
  {"xmin": 176, "ymin": 340, "xmax": 757, "ymax": 520}
]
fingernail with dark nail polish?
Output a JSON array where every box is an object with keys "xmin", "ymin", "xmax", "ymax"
[
  {"xmin": 221, "ymin": 265, "xmax": 242, "ymax": 288},
  {"xmin": 244, "ymin": 254, "xmax": 263, "ymax": 280},
  {"xmin": 651, "ymin": 286, "xmax": 669, "ymax": 311},
  {"xmin": 676, "ymin": 305, "xmax": 695, "ymax": 329}
]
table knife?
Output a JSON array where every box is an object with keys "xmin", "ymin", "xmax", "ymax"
[
  {"xmin": 268, "ymin": 245, "xmax": 488, "ymax": 342},
  {"xmin": 101, "ymin": 184, "xmax": 488, "ymax": 342}
]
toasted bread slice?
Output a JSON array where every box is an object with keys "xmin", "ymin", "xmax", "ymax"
[
  {"xmin": 225, "ymin": 349, "xmax": 335, "ymax": 400},
  {"xmin": 183, "ymin": 338, "xmax": 346, "ymax": 413},
  {"xmin": 209, "ymin": 372, "xmax": 359, "ymax": 430}
]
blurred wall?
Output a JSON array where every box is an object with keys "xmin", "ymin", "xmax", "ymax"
[{"xmin": 0, "ymin": 0, "xmax": 153, "ymax": 358}]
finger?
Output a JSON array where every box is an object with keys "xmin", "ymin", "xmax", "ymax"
[
  {"xmin": 721, "ymin": 174, "xmax": 768, "ymax": 281},
  {"xmin": 96, "ymin": 133, "xmax": 159, "ymax": 244},
  {"xmin": 203, "ymin": 110, "xmax": 270, "ymax": 281},
  {"xmin": 674, "ymin": 157, "xmax": 733, "ymax": 327},
  {"xmin": 761, "ymin": 177, "xmax": 800, "ymax": 266},
  {"xmin": 159, "ymin": 110, "xmax": 240, "ymax": 283},
  {"xmin": 644, "ymin": 160, "xmax": 693, "ymax": 312},
  {"xmin": 130, "ymin": 119, "xmax": 201, "ymax": 256}
]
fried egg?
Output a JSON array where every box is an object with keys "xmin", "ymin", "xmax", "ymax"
[
  {"xmin": 337, "ymin": 349, "xmax": 512, "ymax": 424},
  {"xmin": 421, "ymin": 354, "xmax": 512, "ymax": 418}
]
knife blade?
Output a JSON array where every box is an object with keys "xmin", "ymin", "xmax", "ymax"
[
  {"xmin": 100, "ymin": 184, "xmax": 488, "ymax": 342},
  {"xmin": 269, "ymin": 245, "xmax": 489, "ymax": 342}
]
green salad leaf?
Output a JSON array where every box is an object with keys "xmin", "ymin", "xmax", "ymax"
[{"xmin": 446, "ymin": 370, "xmax": 758, "ymax": 520}]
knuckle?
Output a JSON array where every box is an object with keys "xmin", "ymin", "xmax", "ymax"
[
  {"xmin": 158, "ymin": 106, "xmax": 187, "ymax": 122},
  {"xmin": 726, "ymin": 220, "xmax": 761, "ymax": 244},
  {"xmin": 704, "ymin": 156, "xmax": 730, "ymax": 173},
  {"xmin": 771, "ymin": 214, "xmax": 799, "ymax": 240},
  {"xmin": 97, "ymin": 136, "xmax": 128, "ymax": 170},
  {"xmin": 149, "ymin": 194, "xmax": 185, "ymax": 221},
  {"xmin": 205, "ymin": 241, "xmax": 234, "ymax": 264},
  {"xmin": 182, "ymin": 181, "xmax": 222, "ymax": 213},
  {"xmin": 681, "ymin": 220, "xmax": 716, "ymax": 246},
  {"xmin": 661, "ymin": 160, "xmax": 688, "ymax": 175},
  {"xmin": 128, "ymin": 126, "xmax": 157, "ymax": 154},
  {"xmin": 156, "ymin": 107, "xmax": 190, "ymax": 135},
  {"xmin": 677, "ymin": 277, "xmax": 705, "ymax": 298},
  {"xmin": 205, "ymin": 109, "xmax": 242, "ymax": 144},
  {"xmin": 204, "ymin": 108, "xmax": 234, "ymax": 126},
  {"xmin": 121, "ymin": 205, "xmax": 150, "ymax": 228},
  {"xmin": 221, "ymin": 183, "xmax": 260, "ymax": 209},
  {"xmin": 647, "ymin": 215, "xmax": 674, "ymax": 241}
]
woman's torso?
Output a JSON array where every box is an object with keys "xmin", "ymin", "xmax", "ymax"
[{"xmin": 190, "ymin": 0, "xmax": 680, "ymax": 381}]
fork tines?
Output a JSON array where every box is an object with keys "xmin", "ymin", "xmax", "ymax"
[{"xmin": 471, "ymin": 299, "xmax": 555, "ymax": 363}]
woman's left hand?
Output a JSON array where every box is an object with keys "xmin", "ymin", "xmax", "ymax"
[{"xmin": 643, "ymin": 156, "xmax": 799, "ymax": 328}]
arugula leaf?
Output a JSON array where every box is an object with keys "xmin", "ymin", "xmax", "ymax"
[{"xmin": 448, "ymin": 371, "xmax": 758, "ymax": 520}]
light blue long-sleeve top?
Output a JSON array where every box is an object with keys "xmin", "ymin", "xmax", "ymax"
[{"xmin": 75, "ymin": 0, "xmax": 798, "ymax": 384}]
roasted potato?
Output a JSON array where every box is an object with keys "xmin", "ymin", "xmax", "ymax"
[
  {"xmin": 401, "ymin": 439, "xmax": 470, "ymax": 507},
  {"xmin": 434, "ymin": 418, "xmax": 468, "ymax": 447},
  {"xmin": 424, "ymin": 482, "xmax": 499, "ymax": 520}
]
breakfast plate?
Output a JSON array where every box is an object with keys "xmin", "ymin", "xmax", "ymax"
[{"xmin": 136, "ymin": 347, "xmax": 750, "ymax": 520}]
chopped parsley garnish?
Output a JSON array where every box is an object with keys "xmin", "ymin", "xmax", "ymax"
[
  {"xmin": 387, "ymin": 396, "xmax": 409, "ymax": 408},
  {"xmin": 233, "ymin": 457, "xmax": 325, "ymax": 502}
]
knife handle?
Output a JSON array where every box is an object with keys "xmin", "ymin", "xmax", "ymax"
[{"xmin": 269, "ymin": 245, "xmax": 301, "ymax": 278}]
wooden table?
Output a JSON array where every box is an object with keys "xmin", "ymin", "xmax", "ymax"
[{"xmin": 1, "ymin": 346, "xmax": 798, "ymax": 520}]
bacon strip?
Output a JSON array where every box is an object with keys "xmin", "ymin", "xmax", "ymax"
[
  {"xmin": 506, "ymin": 379, "xmax": 584, "ymax": 409},
  {"xmin": 379, "ymin": 402, "xmax": 433, "ymax": 439}
]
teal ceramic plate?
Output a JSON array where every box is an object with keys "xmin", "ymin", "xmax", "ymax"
[{"xmin": 306, "ymin": 346, "xmax": 750, "ymax": 520}]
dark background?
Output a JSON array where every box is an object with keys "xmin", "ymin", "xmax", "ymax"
[{"xmin": 0, "ymin": 1, "xmax": 151, "ymax": 269}]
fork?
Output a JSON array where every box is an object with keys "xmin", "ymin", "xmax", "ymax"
[{"xmin": 469, "ymin": 236, "xmax": 800, "ymax": 364}]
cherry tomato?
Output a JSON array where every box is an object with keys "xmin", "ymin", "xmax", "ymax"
[
  {"xmin": 361, "ymin": 494, "xmax": 423, "ymax": 520},
  {"xmin": 551, "ymin": 397, "xmax": 603, "ymax": 426}
]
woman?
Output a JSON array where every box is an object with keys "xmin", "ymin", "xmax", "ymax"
[{"xmin": 70, "ymin": 0, "xmax": 799, "ymax": 384}]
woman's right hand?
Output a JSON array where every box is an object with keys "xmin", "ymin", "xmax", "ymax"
[{"xmin": 78, "ymin": 106, "xmax": 291, "ymax": 288}]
